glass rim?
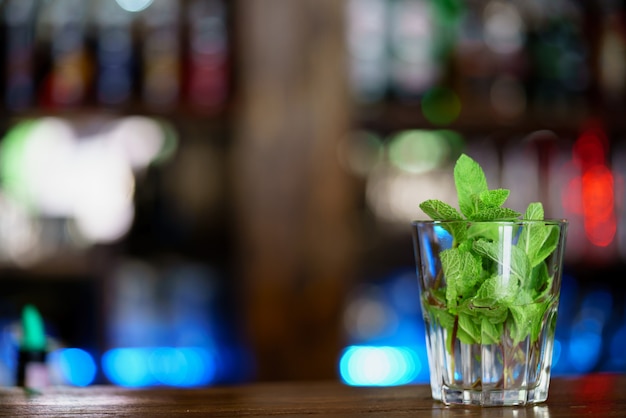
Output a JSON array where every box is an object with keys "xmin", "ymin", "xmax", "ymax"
[{"xmin": 412, "ymin": 218, "xmax": 568, "ymax": 226}]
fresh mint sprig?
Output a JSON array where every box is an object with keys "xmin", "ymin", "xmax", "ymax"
[{"xmin": 419, "ymin": 153, "xmax": 559, "ymax": 352}]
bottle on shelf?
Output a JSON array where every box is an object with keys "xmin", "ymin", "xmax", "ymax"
[{"xmin": 3, "ymin": 0, "xmax": 38, "ymax": 111}]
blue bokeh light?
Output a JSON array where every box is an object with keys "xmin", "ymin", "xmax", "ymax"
[
  {"xmin": 50, "ymin": 348, "xmax": 97, "ymax": 387},
  {"xmin": 552, "ymin": 339, "xmax": 562, "ymax": 369},
  {"xmin": 103, "ymin": 348, "xmax": 155, "ymax": 387},
  {"xmin": 568, "ymin": 329, "xmax": 602, "ymax": 373},
  {"xmin": 103, "ymin": 347, "xmax": 216, "ymax": 388},
  {"xmin": 149, "ymin": 347, "xmax": 187, "ymax": 386},
  {"xmin": 610, "ymin": 326, "xmax": 626, "ymax": 369},
  {"xmin": 177, "ymin": 347, "xmax": 216, "ymax": 387},
  {"xmin": 339, "ymin": 345, "xmax": 421, "ymax": 386},
  {"xmin": 581, "ymin": 289, "xmax": 613, "ymax": 321}
]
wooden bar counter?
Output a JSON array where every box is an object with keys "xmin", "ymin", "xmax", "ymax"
[{"xmin": 1, "ymin": 373, "xmax": 624, "ymax": 417}]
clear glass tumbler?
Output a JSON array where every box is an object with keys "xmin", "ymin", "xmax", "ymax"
[{"xmin": 411, "ymin": 220, "xmax": 568, "ymax": 406}]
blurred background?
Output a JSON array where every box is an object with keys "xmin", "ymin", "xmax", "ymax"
[{"xmin": 0, "ymin": 0, "xmax": 625, "ymax": 388}]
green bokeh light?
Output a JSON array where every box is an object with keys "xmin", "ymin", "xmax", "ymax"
[
  {"xmin": 421, "ymin": 87, "xmax": 462, "ymax": 125},
  {"xmin": 437, "ymin": 130, "xmax": 464, "ymax": 156},
  {"xmin": 0, "ymin": 120, "xmax": 39, "ymax": 211},
  {"xmin": 388, "ymin": 130, "xmax": 450, "ymax": 174},
  {"xmin": 152, "ymin": 118, "xmax": 179, "ymax": 165}
]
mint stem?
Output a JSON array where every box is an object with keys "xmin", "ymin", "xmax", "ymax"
[{"xmin": 449, "ymin": 316, "xmax": 459, "ymax": 358}]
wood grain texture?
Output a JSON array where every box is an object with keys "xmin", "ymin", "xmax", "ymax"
[{"xmin": 0, "ymin": 374, "xmax": 624, "ymax": 417}]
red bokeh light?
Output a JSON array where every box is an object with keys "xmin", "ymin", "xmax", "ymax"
[
  {"xmin": 582, "ymin": 166, "xmax": 616, "ymax": 247},
  {"xmin": 565, "ymin": 126, "xmax": 617, "ymax": 248},
  {"xmin": 573, "ymin": 132, "xmax": 606, "ymax": 169}
]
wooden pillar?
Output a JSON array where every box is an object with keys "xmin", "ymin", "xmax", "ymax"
[{"xmin": 232, "ymin": 0, "xmax": 356, "ymax": 380}]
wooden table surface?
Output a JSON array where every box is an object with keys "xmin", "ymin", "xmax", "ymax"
[{"xmin": 0, "ymin": 373, "xmax": 625, "ymax": 417}]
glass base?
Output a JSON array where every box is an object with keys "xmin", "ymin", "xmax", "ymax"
[
  {"xmin": 439, "ymin": 385, "xmax": 549, "ymax": 406},
  {"xmin": 424, "ymin": 303, "xmax": 558, "ymax": 407}
]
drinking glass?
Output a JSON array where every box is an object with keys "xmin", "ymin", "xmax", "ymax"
[{"xmin": 412, "ymin": 220, "xmax": 568, "ymax": 406}]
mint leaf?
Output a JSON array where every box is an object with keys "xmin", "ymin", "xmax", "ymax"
[
  {"xmin": 428, "ymin": 304, "xmax": 456, "ymax": 330},
  {"xmin": 457, "ymin": 311, "xmax": 480, "ymax": 344},
  {"xmin": 441, "ymin": 248, "xmax": 483, "ymax": 311},
  {"xmin": 529, "ymin": 301, "xmax": 551, "ymax": 342},
  {"xmin": 474, "ymin": 274, "xmax": 519, "ymax": 305},
  {"xmin": 479, "ymin": 189, "xmax": 510, "ymax": 208},
  {"xmin": 517, "ymin": 202, "xmax": 560, "ymax": 267},
  {"xmin": 518, "ymin": 227, "xmax": 551, "ymax": 267},
  {"xmin": 454, "ymin": 154, "xmax": 488, "ymax": 218},
  {"xmin": 509, "ymin": 302, "xmax": 549, "ymax": 344},
  {"xmin": 420, "ymin": 199, "xmax": 463, "ymax": 221},
  {"xmin": 507, "ymin": 308, "xmax": 529, "ymax": 344},
  {"xmin": 481, "ymin": 316, "xmax": 503, "ymax": 345},
  {"xmin": 533, "ymin": 226, "xmax": 559, "ymax": 266},
  {"xmin": 420, "ymin": 199, "xmax": 467, "ymax": 243},
  {"xmin": 473, "ymin": 239, "xmax": 530, "ymax": 283},
  {"xmin": 423, "ymin": 302, "xmax": 457, "ymax": 355},
  {"xmin": 523, "ymin": 202, "xmax": 544, "ymax": 220},
  {"xmin": 467, "ymin": 223, "xmax": 504, "ymax": 242},
  {"xmin": 472, "ymin": 207, "xmax": 522, "ymax": 221},
  {"xmin": 518, "ymin": 225, "xmax": 559, "ymax": 268},
  {"xmin": 468, "ymin": 303, "xmax": 508, "ymax": 324},
  {"xmin": 527, "ymin": 261, "xmax": 551, "ymax": 299}
]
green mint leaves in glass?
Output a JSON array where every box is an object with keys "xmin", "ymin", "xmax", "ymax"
[{"xmin": 412, "ymin": 154, "xmax": 567, "ymax": 406}]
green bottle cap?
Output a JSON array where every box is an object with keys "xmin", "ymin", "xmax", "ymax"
[{"xmin": 21, "ymin": 304, "xmax": 46, "ymax": 352}]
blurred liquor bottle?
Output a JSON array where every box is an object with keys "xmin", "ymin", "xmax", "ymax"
[
  {"xmin": 346, "ymin": 0, "xmax": 455, "ymax": 104},
  {"xmin": 185, "ymin": 0, "xmax": 229, "ymax": 114},
  {"xmin": 3, "ymin": 0, "xmax": 38, "ymax": 111},
  {"xmin": 388, "ymin": 0, "xmax": 463, "ymax": 102},
  {"xmin": 94, "ymin": 0, "xmax": 136, "ymax": 108},
  {"xmin": 455, "ymin": 0, "xmax": 528, "ymax": 120},
  {"xmin": 142, "ymin": 0, "xmax": 181, "ymax": 112},
  {"xmin": 38, "ymin": 0, "xmax": 93, "ymax": 108},
  {"xmin": 346, "ymin": 0, "xmax": 389, "ymax": 103},
  {"xmin": 525, "ymin": 2, "xmax": 589, "ymax": 118}
]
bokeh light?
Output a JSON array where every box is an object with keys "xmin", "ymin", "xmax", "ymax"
[
  {"xmin": 365, "ymin": 129, "xmax": 463, "ymax": 223},
  {"xmin": 49, "ymin": 348, "xmax": 97, "ymax": 387},
  {"xmin": 389, "ymin": 0, "xmax": 440, "ymax": 96},
  {"xmin": 337, "ymin": 130, "xmax": 384, "ymax": 177},
  {"xmin": 564, "ymin": 127, "xmax": 617, "ymax": 248},
  {"xmin": 0, "ymin": 116, "xmax": 176, "ymax": 264},
  {"xmin": 0, "ymin": 118, "xmax": 75, "ymax": 213},
  {"xmin": 610, "ymin": 326, "xmax": 626, "ymax": 369},
  {"xmin": 581, "ymin": 166, "xmax": 616, "ymax": 247},
  {"xmin": 71, "ymin": 142, "xmax": 135, "ymax": 243},
  {"xmin": 103, "ymin": 347, "xmax": 216, "ymax": 388},
  {"xmin": 343, "ymin": 285, "xmax": 397, "ymax": 342},
  {"xmin": 346, "ymin": 0, "xmax": 388, "ymax": 102},
  {"xmin": 103, "ymin": 347, "xmax": 154, "ymax": 387},
  {"xmin": 339, "ymin": 345, "xmax": 421, "ymax": 386},
  {"xmin": 115, "ymin": 0, "xmax": 154, "ymax": 13},
  {"xmin": 569, "ymin": 322, "xmax": 603, "ymax": 373},
  {"xmin": 421, "ymin": 87, "xmax": 461, "ymax": 125},
  {"xmin": 482, "ymin": 1, "xmax": 524, "ymax": 55},
  {"xmin": 366, "ymin": 166, "xmax": 457, "ymax": 223},
  {"xmin": 387, "ymin": 130, "xmax": 450, "ymax": 174}
]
